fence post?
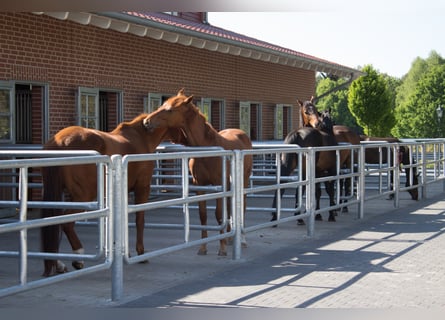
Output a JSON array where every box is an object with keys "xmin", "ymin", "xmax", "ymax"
[
  {"xmin": 358, "ymin": 145, "xmax": 365, "ymax": 219},
  {"xmin": 111, "ymin": 155, "xmax": 124, "ymax": 301},
  {"xmin": 306, "ymin": 148, "xmax": 316, "ymax": 237},
  {"xmin": 232, "ymin": 150, "xmax": 243, "ymax": 260},
  {"xmin": 421, "ymin": 143, "xmax": 428, "ymax": 199},
  {"xmin": 393, "ymin": 144, "xmax": 400, "ymax": 208}
]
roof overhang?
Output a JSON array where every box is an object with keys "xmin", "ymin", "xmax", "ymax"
[{"xmin": 33, "ymin": 12, "xmax": 363, "ymax": 80}]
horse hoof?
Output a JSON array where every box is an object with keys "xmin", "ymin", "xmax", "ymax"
[
  {"xmin": 57, "ymin": 266, "xmax": 68, "ymax": 274},
  {"xmin": 72, "ymin": 261, "xmax": 84, "ymax": 270},
  {"xmin": 342, "ymin": 207, "xmax": 349, "ymax": 213},
  {"xmin": 315, "ymin": 214, "xmax": 323, "ymax": 221},
  {"xmin": 297, "ymin": 219, "xmax": 305, "ymax": 225},
  {"xmin": 218, "ymin": 250, "xmax": 227, "ymax": 256},
  {"xmin": 328, "ymin": 216, "xmax": 336, "ymax": 222},
  {"xmin": 42, "ymin": 270, "xmax": 56, "ymax": 277},
  {"xmin": 197, "ymin": 249, "xmax": 207, "ymax": 255},
  {"xmin": 138, "ymin": 260, "xmax": 149, "ymax": 264}
]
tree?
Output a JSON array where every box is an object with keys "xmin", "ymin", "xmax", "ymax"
[
  {"xmin": 395, "ymin": 64, "xmax": 445, "ymax": 138},
  {"xmin": 348, "ymin": 65, "xmax": 394, "ymax": 136},
  {"xmin": 396, "ymin": 50, "xmax": 445, "ymax": 107},
  {"xmin": 392, "ymin": 51, "xmax": 445, "ymax": 137}
]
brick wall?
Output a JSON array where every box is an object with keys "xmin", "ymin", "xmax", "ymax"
[{"xmin": 0, "ymin": 13, "xmax": 315, "ymax": 140}]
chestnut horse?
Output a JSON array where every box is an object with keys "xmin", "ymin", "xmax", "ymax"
[
  {"xmin": 299, "ymin": 97, "xmax": 320, "ymax": 129},
  {"xmin": 41, "ymin": 114, "xmax": 179, "ymax": 276},
  {"xmin": 271, "ymin": 108, "xmax": 338, "ymax": 223},
  {"xmin": 143, "ymin": 89, "xmax": 253, "ymax": 256},
  {"xmin": 360, "ymin": 135, "xmax": 419, "ymax": 200}
]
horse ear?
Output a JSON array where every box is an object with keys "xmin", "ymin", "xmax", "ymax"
[
  {"xmin": 297, "ymin": 99, "xmax": 303, "ymax": 107},
  {"xmin": 178, "ymin": 88, "xmax": 185, "ymax": 96},
  {"xmin": 310, "ymin": 96, "xmax": 315, "ymax": 103},
  {"xmin": 184, "ymin": 95, "xmax": 194, "ymax": 104}
]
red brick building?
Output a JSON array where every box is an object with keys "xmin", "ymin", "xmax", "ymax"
[{"xmin": 0, "ymin": 12, "xmax": 360, "ymax": 145}]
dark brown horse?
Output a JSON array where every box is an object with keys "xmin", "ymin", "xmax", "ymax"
[
  {"xmin": 271, "ymin": 108, "xmax": 338, "ymax": 223},
  {"xmin": 41, "ymin": 114, "xmax": 179, "ymax": 276},
  {"xmin": 332, "ymin": 121, "xmax": 362, "ymax": 212},
  {"xmin": 360, "ymin": 135, "xmax": 419, "ymax": 200},
  {"xmin": 143, "ymin": 89, "xmax": 253, "ymax": 256}
]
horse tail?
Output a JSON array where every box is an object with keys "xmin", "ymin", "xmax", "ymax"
[
  {"xmin": 41, "ymin": 165, "xmax": 64, "ymax": 275},
  {"xmin": 281, "ymin": 130, "xmax": 301, "ymax": 176},
  {"xmin": 280, "ymin": 152, "xmax": 296, "ymax": 176}
]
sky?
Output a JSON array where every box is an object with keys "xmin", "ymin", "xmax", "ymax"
[{"xmin": 208, "ymin": 4, "xmax": 445, "ymax": 79}]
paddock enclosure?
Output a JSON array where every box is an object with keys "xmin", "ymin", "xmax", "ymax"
[{"xmin": 1, "ymin": 139, "xmax": 444, "ymax": 301}]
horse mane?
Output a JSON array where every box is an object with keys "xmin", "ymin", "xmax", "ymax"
[
  {"xmin": 180, "ymin": 95, "xmax": 220, "ymax": 142},
  {"xmin": 112, "ymin": 113, "xmax": 150, "ymax": 133}
]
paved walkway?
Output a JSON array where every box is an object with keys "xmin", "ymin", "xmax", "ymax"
[
  {"xmin": 122, "ymin": 192, "xmax": 445, "ymax": 308},
  {"xmin": 1, "ymin": 185, "xmax": 445, "ymax": 308}
]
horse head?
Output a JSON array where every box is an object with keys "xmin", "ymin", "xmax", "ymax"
[
  {"xmin": 143, "ymin": 89, "xmax": 195, "ymax": 131},
  {"xmin": 318, "ymin": 108, "xmax": 334, "ymax": 133},
  {"xmin": 298, "ymin": 99, "xmax": 320, "ymax": 128}
]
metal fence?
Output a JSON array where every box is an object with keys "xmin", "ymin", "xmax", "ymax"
[
  {"xmin": 1, "ymin": 139, "xmax": 445, "ymax": 301},
  {"xmin": 0, "ymin": 151, "xmax": 112, "ymax": 298}
]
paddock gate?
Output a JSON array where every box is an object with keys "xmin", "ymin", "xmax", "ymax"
[{"xmin": 0, "ymin": 139, "xmax": 444, "ymax": 301}]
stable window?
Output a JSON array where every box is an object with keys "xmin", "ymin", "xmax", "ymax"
[
  {"xmin": 240, "ymin": 101, "xmax": 262, "ymax": 140},
  {"xmin": 239, "ymin": 101, "xmax": 251, "ymax": 138},
  {"xmin": 197, "ymin": 98, "xmax": 225, "ymax": 131},
  {"xmin": 0, "ymin": 82, "xmax": 13, "ymax": 143},
  {"xmin": 0, "ymin": 81, "xmax": 49, "ymax": 145},
  {"xmin": 78, "ymin": 87, "xmax": 99, "ymax": 129},
  {"xmin": 78, "ymin": 87, "xmax": 122, "ymax": 131},
  {"xmin": 274, "ymin": 104, "xmax": 293, "ymax": 139},
  {"xmin": 275, "ymin": 104, "xmax": 284, "ymax": 139},
  {"xmin": 144, "ymin": 93, "xmax": 171, "ymax": 113}
]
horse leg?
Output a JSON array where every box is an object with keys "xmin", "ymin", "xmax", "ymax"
[
  {"xmin": 134, "ymin": 211, "xmax": 145, "ymax": 256},
  {"xmin": 134, "ymin": 187, "xmax": 150, "ymax": 262},
  {"xmin": 41, "ymin": 223, "xmax": 62, "ymax": 277},
  {"xmin": 197, "ymin": 198, "xmax": 208, "ymax": 255},
  {"xmin": 215, "ymin": 198, "xmax": 228, "ymax": 256},
  {"xmin": 241, "ymin": 194, "xmax": 248, "ymax": 247},
  {"xmin": 315, "ymin": 183, "xmax": 323, "ymax": 221},
  {"xmin": 61, "ymin": 221, "xmax": 85, "ymax": 270},
  {"xmin": 271, "ymin": 188, "xmax": 286, "ymax": 221},
  {"xmin": 340, "ymin": 176, "xmax": 350, "ymax": 213},
  {"xmin": 294, "ymin": 187, "xmax": 305, "ymax": 225},
  {"xmin": 325, "ymin": 181, "xmax": 337, "ymax": 222}
]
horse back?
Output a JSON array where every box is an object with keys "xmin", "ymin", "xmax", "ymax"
[
  {"xmin": 219, "ymin": 128, "xmax": 253, "ymax": 182},
  {"xmin": 284, "ymin": 127, "xmax": 323, "ymax": 147},
  {"xmin": 218, "ymin": 128, "xmax": 253, "ymax": 150},
  {"xmin": 45, "ymin": 126, "xmax": 107, "ymax": 152},
  {"xmin": 333, "ymin": 125, "xmax": 361, "ymax": 145}
]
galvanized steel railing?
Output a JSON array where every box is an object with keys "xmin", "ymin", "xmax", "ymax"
[
  {"xmin": 1, "ymin": 139, "xmax": 445, "ymax": 301},
  {"xmin": 0, "ymin": 151, "xmax": 112, "ymax": 298}
]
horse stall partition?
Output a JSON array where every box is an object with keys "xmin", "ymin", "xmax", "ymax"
[
  {"xmin": 119, "ymin": 148, "xmax": 236, "ymax": 265},
  {"xmin": 413, "ymin": 139, "xmax": 445, "ymax": 194},
  {"xmin": 0, "ymin": 151, "xmax": 112, "ymax": 298},
  {"xmin": 360, "ymin": 141, "xmax": 399, "ymax": 202},
  {"xmin": 2, "ymin": 139, "xmax": 445, "ymax": 302},
  {"xmin": 242, "ymin": 143, "xmax": 362, "ymax": 236},
  {"xmin": 244, "ymin": 145, "xmax": 313, "ymax": 234}
]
